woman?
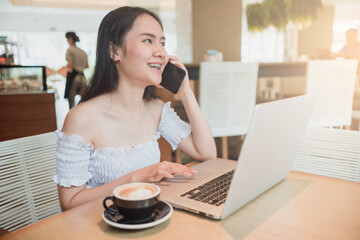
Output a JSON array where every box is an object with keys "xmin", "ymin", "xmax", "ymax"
[
  {"xmin": 336, "ymin": 28, "xmax": 360, "ymax": 75},
  {"xmin": 61, "ymin": 32, "xmax": 88, "ymax": 108},
  {"xmin": 53, "ymin": 6, "xmax": 216, "ymax": 211}
]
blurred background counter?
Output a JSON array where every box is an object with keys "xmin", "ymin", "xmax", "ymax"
[{"xmin": 0, "ymin": 65, "xmax": 56, "ymax": 141}]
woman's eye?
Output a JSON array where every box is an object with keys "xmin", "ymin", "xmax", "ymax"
[
  {"xmin": 160, "ymin": 42, "xmax": 166, "ymax": 47},
  {"xmin": 144, "ymin": 39, "xmax": 152, "ymax": 44}
]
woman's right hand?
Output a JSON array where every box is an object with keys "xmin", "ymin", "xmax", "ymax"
[{"xmin": 130, "ymin": 161, "xmax": 198, "ymax": 182}]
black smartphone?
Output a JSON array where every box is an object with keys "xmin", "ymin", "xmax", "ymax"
[{"xmin": 160, "ymin": 61, "xmax": 186, "ymax": 94}]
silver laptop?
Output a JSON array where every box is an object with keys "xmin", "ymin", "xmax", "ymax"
[{"xmin": 157, "ymin": 95, "xmax": 315, "ymax": 220}]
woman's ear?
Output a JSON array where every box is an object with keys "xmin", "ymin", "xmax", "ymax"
[{"xmin": 109, "ymin": 42, "xmax": 121, "ymax": 62}]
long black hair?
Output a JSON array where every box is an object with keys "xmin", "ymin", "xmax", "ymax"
[{"xmin": 82, "ymin": 7, "xmax": 163, "ymax": 102}]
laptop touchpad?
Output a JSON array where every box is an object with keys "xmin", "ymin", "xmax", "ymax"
[{"xmin": 159, "ymin": 170, "xmax": 213, "ymax": 185}]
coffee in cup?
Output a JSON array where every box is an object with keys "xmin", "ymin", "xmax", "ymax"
[{"xmin": 103, "ymin": 183, "xmax": 160, "ymax": 222}]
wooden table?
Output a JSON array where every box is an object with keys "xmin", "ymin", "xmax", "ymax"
[{"xmin": 2, "ymin": 171, "xmax": 360, "ymax": 240}]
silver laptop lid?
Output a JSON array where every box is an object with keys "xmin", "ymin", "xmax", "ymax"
[{"xmin": 222, "ymin": 95, "xmax": 315, "ymax": 219}]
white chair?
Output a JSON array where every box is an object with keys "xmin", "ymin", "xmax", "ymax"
[
  {"xmin": 305, "ymin": 59, "xmax": 358, "ymax": 128},
  {"xmin": 0, "ymin": 132, "xmax": 59, "ymax": 232},
  {"xmin": 199, "ymin": 62, "xmax": 259, "ymax": 159},
  {"xmin": 293, "ymin": 128, "xmax": 360, "ymax": 182}
]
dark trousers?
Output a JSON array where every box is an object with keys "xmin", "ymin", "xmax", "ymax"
[{"xmin": 65, "ymin": 70, "xmax": 86, "ymax": 109}]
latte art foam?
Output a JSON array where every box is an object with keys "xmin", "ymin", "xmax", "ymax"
[
  {"xmin": 129, "ymin": 188, "xmax": 153, "ymax": 199},
  {"xmin": 117, "ymin": 184, "xmax": 158, "ymax": 200}
]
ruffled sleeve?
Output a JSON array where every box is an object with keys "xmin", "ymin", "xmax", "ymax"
[
  {"xmin": 158, "ymin": 102, "xmax": 191, "ymax": 150},
  {"xmin": 53, "ymin": 130, "xmax": 93, "ymax": 187}
]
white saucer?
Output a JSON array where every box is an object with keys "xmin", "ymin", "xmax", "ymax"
[{"xmin": 102, "ymin": 200, "xmax": 173, "ymax": 230}]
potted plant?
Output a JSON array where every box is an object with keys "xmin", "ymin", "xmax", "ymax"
[
  {"xmin": 246, "ymin": 3, "xmax": 268, "ymax": 32},
  {"xmin": 288, "ymin": 0, "xmax": 322, "ymax": 29},
  {"xmin": 264, "ymin": 0, "xmax": 289, "ymax": 30},
  {"xmin": 246, "ymin": 0, "xmax": 322, "ymax": 32}
]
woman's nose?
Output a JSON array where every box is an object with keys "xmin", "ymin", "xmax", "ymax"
[{"xmin": 154, "ymin": 45, "xmax": 166, "ymax": 58}]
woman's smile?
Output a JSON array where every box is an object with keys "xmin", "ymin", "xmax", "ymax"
[{"xmin": 147, "ymin": 62, "xmax": 164, "ymax": 73}]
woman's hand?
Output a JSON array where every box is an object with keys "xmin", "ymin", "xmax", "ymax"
[{"xmin": 130, "ymin": 161, "xmax": 198, "ymax": 182}]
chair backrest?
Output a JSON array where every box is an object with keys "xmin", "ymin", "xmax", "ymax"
[
  {"xmin": 305, "ymin": 59, "xmax": 358, "ymax": 128},
  {"xmin": 199, "ymin": 62, "xmax": 259, "ymax": 137},
  {"xmin": 0, "ymin": 132, "xmax": 59, "ymax": 232},
  {"xmin": 293, "ymin": 127, "xmax": 360, "ymax": 182}
]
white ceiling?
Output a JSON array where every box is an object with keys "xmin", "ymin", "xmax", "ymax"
[
  {"xmin": 1, "ymin": 0, "xmax": 359, "ymax": 32},
  {"xmin": 1, "ymin": 0, "xmax": 105, "ymax": 14},
  {"xmin": 0, "ymin": 0, "xmax": 176, "ymax": 32},
  {"xmin": 7, "ymin": 0, "xmax": 360, "ymax": 10},
  {"xmin": 10, "ymin": 0, "xmax": 161, "ymax": 10}
]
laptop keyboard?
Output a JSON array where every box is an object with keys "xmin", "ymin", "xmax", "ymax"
[{"xmin": 180, "ymin": 170, "xmax": 235, "ymax": 206}]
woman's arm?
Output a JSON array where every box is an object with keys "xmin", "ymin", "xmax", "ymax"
[
  {"xmin": 58, "ymin": 161, "xmax": 197, "ymax": 211},
  {"xmin": 168, "ymin": 57, "xmax": 217, "ymax": 161},
  {"xmin": 57, "ymin": 172, "xmax": 132, "ymax": 211}
]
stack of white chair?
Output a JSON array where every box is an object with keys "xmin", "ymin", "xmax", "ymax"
[
  {"xmin": 293, "ymin": 128, "xmax": 360, "ymax": 182},
  {"xmin": 293, "ymin": 60, "xmax": 360, "ymax": 182},
  {"xmin": 0, "ymin": 132, "xmax": 59, "ymax": 231}
]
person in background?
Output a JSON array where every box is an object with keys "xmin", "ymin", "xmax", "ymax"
[
  {"xmin": 53, "ymin": 6, "xmax": 217, "ymax": 211},
  {"xmin": 58, "ymin": 32, "xmax": 88, "ymax": 108},
  {"xmin": 336, "ymin": 28, "xmax": 360, "ymax": 74}
]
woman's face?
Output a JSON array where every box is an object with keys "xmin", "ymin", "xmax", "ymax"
[
  {"xmin": 346, "ymin": 30, "xmax": 358, "ymax": 45},
  {"xmin": 117, "ymin": 14, "xmax": 168, "ymax": 87},
  {"xmin": 67, "ymin": 37, "xmax": 74, "ymax": 46}
]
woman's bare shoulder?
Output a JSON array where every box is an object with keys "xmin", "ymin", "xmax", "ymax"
[
  {"xmin": 145, "ymin": 98, "xmax": 165, "ymax": 120},
  {"xmin": 61, "ymin": 101, "xmax": 98, "ymax": 143},
  {"xmin": 146, "ymin": 98, "xmax": 165, "ymax": 112}
]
